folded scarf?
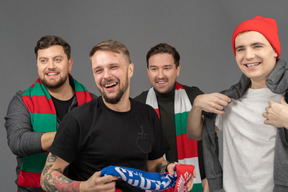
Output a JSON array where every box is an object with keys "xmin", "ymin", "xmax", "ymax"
[{"xmin": 101, "ymin": 164, "xmax": 195, "ymax": 192}]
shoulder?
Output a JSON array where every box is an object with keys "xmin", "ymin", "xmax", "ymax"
[
  {"xmin": 89, "ymin": 92, "xmax": 98, "ymax": 99},
  {"xmin": 134, "ymin": 90, "xmax": 149, "ymax": 103},
  {"xmin": 182, "ymin": 84, "xmax": 203, "ymax": 95},
  {"xmin": 131, "ymin": 98, "xmax": 158, "ymax": 117},
  {"xmin": 69, "ymin": 97, "xmax": 99, "ymax": 118},
  {"xmin": 8, "ymin": 90, "xmax": 26, "ymax": 107},
  {"xmin": 6, "ymin": 90, "xmax": 29, "ymax": 115},
  {"xmin": 182, "ymin": 84, "xmax": 204, "ymax": 103}
]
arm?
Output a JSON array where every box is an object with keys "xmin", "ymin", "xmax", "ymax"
[
  {"xmin": 187, "ymin": 93, "xmax": 231, "ymax": 140},
  {"xmin": 146, "ymin": 157, "xmax": 195, "ymax": 191},
  {"xmin": 263, "ymin": 97, "xmax": 288, "ymax": 129},
  {"xmin": 146, "ymin": 156, "xmax": 168, "ymax": 173},
  {"xmin": 41, "ymin": 132, "xmax": 56, "ymax": 151},
  {"xmin": 41, "ymin": 153, "xmax": 118, "ymax": 192},
  {"xmin": 4, "ymin": 91, "xmax": 52, "ymax": 156}
]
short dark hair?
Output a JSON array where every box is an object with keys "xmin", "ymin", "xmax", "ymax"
[
  {"xmin": 89, "ymin": 40, "xmax": 131, "ymax": 63},
  {"xmin": 34, "ymin": 35, "xmax": 71, "ymax": 59},
  {"xmin": 146, "ymin": 43, "xmax": 180, "ymax": 68}
]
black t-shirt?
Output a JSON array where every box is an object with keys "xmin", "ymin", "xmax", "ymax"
[
  {"xmin": 51, "ymin": 95, "xmax": 75, "ymax": 121},
  {"xmin": 50, "ymin": 96, "xmax": 169, "ymax": 191}
]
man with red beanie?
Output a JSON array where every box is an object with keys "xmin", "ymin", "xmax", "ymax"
[{"xmin": 187, "ymin": 16, "xmax": 288, "ymax": 191}]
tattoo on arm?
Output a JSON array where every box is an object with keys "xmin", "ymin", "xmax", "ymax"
[
  {"xmin": 155, "ymin": 162, "xmax": 165, "ymax": 173},
  {"xmin": 41, "ymin": 154, "xmax": 80, "ymax": 192}
]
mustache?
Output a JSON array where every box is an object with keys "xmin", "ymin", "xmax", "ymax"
[{"xmin": 101, "ymin": 78, "xmax": 118, "ymax": 85}]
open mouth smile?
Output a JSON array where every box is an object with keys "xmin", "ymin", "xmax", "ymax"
[
  {"xmin": 244, "ymin": 62, "xmax": 261, "ymax": 68},
  {"xmin": 104, "ymin": 82, "xmax": 118, "ymax": 88}
]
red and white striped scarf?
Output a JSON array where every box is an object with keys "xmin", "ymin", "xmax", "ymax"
[{"xmin": 146, "ymin": 82, "xmax": 202, "ymax": 192}]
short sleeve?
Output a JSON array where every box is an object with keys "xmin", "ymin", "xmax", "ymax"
[{"xmin": 49, "ymin": 113, "xmax": 80, "ymax": 163}]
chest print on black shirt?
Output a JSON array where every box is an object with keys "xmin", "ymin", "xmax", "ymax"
[{"xmin": 136, "ymin": 125, "xmax": 152, "ymax": 153}]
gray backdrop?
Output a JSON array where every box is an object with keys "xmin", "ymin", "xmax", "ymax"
[{"xmin": 1, "ymin": 0, "xmax": 288, "ymax": 190}]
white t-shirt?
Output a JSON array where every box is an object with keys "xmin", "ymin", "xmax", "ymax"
[{"xmin": 216, "ymin": 88, "xmax": 282, "ymax": 192}]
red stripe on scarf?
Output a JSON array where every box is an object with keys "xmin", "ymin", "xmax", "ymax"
[
  {"xmin": 23, "ymin": 96, "xmax": 56, "ymax": 114},
  {"xmin": 75, "ymin": 90, "xmax": 93, "ymax": 106},
  {"xmin": 155, "ymin": 108, "xmax": 160, "ymax": 118},
  {"xmin": 30, "ymin": 79, "xmax": 42, "ymax": 88},
  {"xmin": 18, "ymin": 170, "xmax": 41, "ymax": 188},
  {"xmin": 176, "ymin": 134, "xmax": 198, "ymax": 160},
  {"xmin": 175, "ymin": 82, "xmax": 184, "ymax": 90}
]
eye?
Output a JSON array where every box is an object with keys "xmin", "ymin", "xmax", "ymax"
[
  {"xmin": 40, "ymin": 59, "xmax": 47, "ymax": 63},
  {"xmin": 236, "ymin": 48, "xmax": 244, "ymax": 52},
  {"xmin": 95, "ymin": 69, "xmax": 103, "ymax": 74},
  {"xmin": 254, "ymin": 45, "xmax": 263, "ymax": 49},
  {"xmin": 164, "ymin": 67, "xmax": 171, "ymax": 70},
  {"xmin": 150, "ymin": 68, "xmax": 157, "ymax": 71},
  {"xmin": 54, "ymin": 58, "xmax": 62, "ymax": 63}
]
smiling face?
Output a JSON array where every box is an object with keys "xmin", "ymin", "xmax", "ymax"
[
  {"xmin": 91, "ymin": 50, "xmax": 134, "ymax": 104},
  {"xmin": 235, "ymin": 31, "xmax": 278, "ymax": 89},
  {"xmin": 147, "ymin": 53, "xmax": 180, "ymax": 94},
  {"xmin": 37, "ymin": 45, "xmax": 72, "ymax": 90}
]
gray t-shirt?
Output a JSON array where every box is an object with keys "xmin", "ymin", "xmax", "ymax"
[{"xmin": 216, "ymin": 88, "xmax": 282, "ymax": 192}]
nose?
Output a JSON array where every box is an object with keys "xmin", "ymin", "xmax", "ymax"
[
  {"xmin": 157, "ymin": 69, "xmax": 164, "ymax": 78},
  {"xmin": 103, "ymin": 68, "xmax": 111, "ymax": 79},
  {"xmin": 244, "ymin": 48, "xmax": 255, "ymax": 60},
  {"xmin": 47, "ymin": 60, "xmax": 56, "ymax": 69}
]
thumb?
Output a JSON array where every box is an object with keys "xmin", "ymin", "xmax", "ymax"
[{"xmin": 280, "ymin": 97, "xmax": 287, "ymax": 105}]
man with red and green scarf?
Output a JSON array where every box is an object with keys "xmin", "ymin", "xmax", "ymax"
[
  {"xmin": 4, "ymin": 35, "xmax": 95, "ymax": 192},
  {"xmin": 135, "ymin": 43, "xmax": 208, "ymax": 192}
]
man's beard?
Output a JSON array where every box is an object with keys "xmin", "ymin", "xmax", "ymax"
[
  {"xmin": 41, "ymin": 76, "xmax": 68, "ymax": 90},
  {"xmin": 100, "ymin": 76, "xmax": 129, "ymax": 104}
]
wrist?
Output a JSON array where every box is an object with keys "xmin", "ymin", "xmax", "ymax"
[{"xmin": 160, "ymin": 162, "xmax": 176, "ymax": 173}]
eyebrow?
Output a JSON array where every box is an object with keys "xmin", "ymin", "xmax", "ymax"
[
  {"xmin": 235, "ymin": 42, "xmax": 265, "ymax": 51},
  {"xmin": 149, "ymin": 64, "xmax": 173, "ymax": 68},
  {"xmin": 38, "ymin": 55, "xmax": 63, "ymax": 60}
]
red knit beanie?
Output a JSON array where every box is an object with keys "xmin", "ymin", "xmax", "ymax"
[{"xmin": 232, "ymin": 16, "xmax": 281, "ymax": 59}]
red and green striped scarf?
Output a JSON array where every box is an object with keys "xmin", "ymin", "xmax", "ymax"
[
  {"xmin": 19, "ymin": 75, "xmax": 93, "ymax": 188},
  {"xmin": 146, "ymin": 82, "xmax": 202, "ymax": 192}
]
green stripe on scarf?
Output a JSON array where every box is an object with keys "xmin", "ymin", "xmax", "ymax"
[
  {"xmin": 19, "ymin": 75, "xmax": 92, "ymax": 188},
  {"xmin": 30, "ymin": 113, "xmax": 57, "ymax": 132},
  {"xmin": 175, "ymin": 111, "xmax": 190, "ymax": 136},
  {"xmin": 21, "ymin": 153, "xmax": 48, "ymax": 172},
  {"xmin": 23, "ymin": 81, "xmax": 51, "ymax": 98}
]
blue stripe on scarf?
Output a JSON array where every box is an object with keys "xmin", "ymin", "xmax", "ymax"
[{"xmin": 101, "ymin": 166, "xmax": 177, "ymax": 191}]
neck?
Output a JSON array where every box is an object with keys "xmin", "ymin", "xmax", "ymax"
[
  {"xmin": 102, "ymin": 93, "xmax": 131, "ymax": 112},
  {"xmin": 250, "ymin": 79, "xmax": 267, "ymax": 89},
  {"xmin": 47, "ymin": 78, "xmax": 75, "ymax": 101}
]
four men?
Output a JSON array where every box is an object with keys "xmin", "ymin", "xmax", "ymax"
[{"xmin": 4, "ymin": 16, "xmax": 288, "ymax": 192}]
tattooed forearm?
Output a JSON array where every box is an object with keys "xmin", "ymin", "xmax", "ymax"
[
  {"xmin": 47, "ymin": 154, "xmax": 57, "ymax": 163},
  {"xmin": 155, "ymin": 162, "xmax": 164, "ymax": 173},
  {"xmin": 41, "ymin": 154, "xmax": 80, "ymax": 192},
  {"xmin": 41, "ymin": 168, "xmax": 80, "ymax": 192}
]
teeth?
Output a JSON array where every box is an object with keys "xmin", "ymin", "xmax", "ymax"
[
  {"xmin": 48, "ymin": 72, "xmax": 57, "ymax": 75},
  {"xmin": 157, "ymin": 81, "xmax": 166, "ymax": 84},
  {"xmin": 246, "ymin": 63, "xmax": 260, "ymax": 67},
  {"xmin": 105, "ymin": 83, "xmax": 117, "ymax": 88}
]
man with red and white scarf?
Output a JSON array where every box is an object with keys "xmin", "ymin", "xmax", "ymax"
[
  {"xmin": 4, "ymin": 35, "xmax": 96, "ymax": 191},
  {"xmin": 135, "ymin": 43, "xmax": 207, "ymax": 192}
]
